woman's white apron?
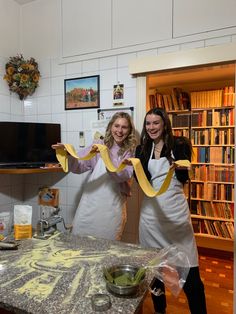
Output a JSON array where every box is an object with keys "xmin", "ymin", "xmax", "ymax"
[
  {"xmin": 139, "ymin": 150, "xmax": 198, "ymax": 267},
  {"xmin": 72, "ymin": 158, "xmax": 127, "ymax": 240}
]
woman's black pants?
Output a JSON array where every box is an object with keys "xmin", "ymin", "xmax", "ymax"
[{"xmin": 151, "ymin": 266, "xmax": 207, "ymax": 314}]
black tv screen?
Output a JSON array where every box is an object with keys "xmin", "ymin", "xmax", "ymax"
[{"xmin": 0, "ymin": 121, "xmax": 61, "ymax": 168}]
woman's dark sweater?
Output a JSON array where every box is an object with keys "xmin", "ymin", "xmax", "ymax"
[{"xmin": 135, "ymin": 136, "xmax": 192, "ymax": 184}]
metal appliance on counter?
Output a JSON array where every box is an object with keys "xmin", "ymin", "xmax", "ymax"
[{"xmin": 34, "ymin": 207, "xmax": 72, "ymax": 239}]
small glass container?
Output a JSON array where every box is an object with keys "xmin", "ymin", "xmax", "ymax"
[{"xmin": 91, "ymin": 293, "xmax": 111, "ymax": 312}]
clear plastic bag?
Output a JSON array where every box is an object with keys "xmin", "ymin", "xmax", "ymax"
[
  {"xmin": 148, "ymin": 245, "xmax": 190, "ymax": 297},
  {"xmin": 0, "ymin": 211, "xmax": 12, "ymax": 238}
]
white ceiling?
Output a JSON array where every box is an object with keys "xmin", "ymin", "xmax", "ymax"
[{"xmin": 14, "ymin": 0, "xmax": 36, "ymax": 5}]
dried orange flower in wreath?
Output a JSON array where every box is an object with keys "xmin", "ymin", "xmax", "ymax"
[{"xmin": 4, "ymin": 54, "xmax": 40, "ymax": 100}]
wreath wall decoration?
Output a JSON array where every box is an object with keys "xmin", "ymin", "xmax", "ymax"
[{"xmin": 3, "ymin": 54, "xmax": 40, "ymax": 100}]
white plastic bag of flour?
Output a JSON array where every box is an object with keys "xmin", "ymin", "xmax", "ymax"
[
  {"xmin": 0, "ymin": 212, "xmax": 11, "ymax": 238},
  {"xmin": 14, "ymin": 205, "xmax": 32, "ymax": 240}
]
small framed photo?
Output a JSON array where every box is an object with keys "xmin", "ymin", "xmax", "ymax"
[
  {"xmin": 113, "ymin": 83, "xmax": 124, "ymax": 106},
  {"xmin": 64, "ymin": 75, "xmax": 100, "ymax": 110}
]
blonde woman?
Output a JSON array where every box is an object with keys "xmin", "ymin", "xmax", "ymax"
[{"xmin": 52, "ymin": 112, "xmax": 136, "ymax": 240}]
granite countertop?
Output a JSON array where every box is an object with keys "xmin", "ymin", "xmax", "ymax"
[{"xmin": 0, "ymin": 233, "xmax": 158, "ymax": 314}]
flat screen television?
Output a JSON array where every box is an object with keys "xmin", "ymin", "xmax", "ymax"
[{"xmin": 0, "ymin": 121, "xmax": 61, "ymax": 168}]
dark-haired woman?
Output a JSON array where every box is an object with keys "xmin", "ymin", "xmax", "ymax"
[{"xmin": 135, "ymin": 108, "xmax": 207, "ymax": 314}]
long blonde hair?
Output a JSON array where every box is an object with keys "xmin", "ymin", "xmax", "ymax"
[{"xmin": 104, "ymin": 112, "xmax": 136, "ymax": 156}]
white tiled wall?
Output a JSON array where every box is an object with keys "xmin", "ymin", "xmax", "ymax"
[
  {"xmin": 0, "ymin": 55, "xmax": 25, "ymax": 226},
  {"xmin": 0, "ymin": 1, "xmax": 236, "ymax": 243},
  {"xmin": 0, "ymin": 53, "xmax": 137, "ymax": 238}
]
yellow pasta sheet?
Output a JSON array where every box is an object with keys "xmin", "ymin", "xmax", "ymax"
[{"xmin": 56, "ymin": 144, "xmax": 190, "ymax": 197}]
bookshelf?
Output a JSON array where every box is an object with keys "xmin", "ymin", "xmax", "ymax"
[{"xmin": 147, "ymin": 63, "xmax": 235, "ymax": 252}]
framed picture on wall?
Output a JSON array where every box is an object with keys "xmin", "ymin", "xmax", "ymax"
[
  {"xmin": 113, "ymin": 83, "xmax": 124, "ymax": 106},
  {"xmin": 64, "ymin": 75, "xmax": 100, "ymax": 110}
]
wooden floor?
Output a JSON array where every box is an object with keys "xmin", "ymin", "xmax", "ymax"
[{"xmin": 141, "ymin": 249, "xmax": 234, "ymax": 314}]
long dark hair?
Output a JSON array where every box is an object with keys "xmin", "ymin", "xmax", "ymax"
[{"xmin": 140, "ymin": 107, "xmax": 174, "ymax": 161}]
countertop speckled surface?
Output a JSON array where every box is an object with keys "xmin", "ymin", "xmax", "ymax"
[{"xmin": 0, "ymin": 233, "xmax": 158, "ymax": 314}]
